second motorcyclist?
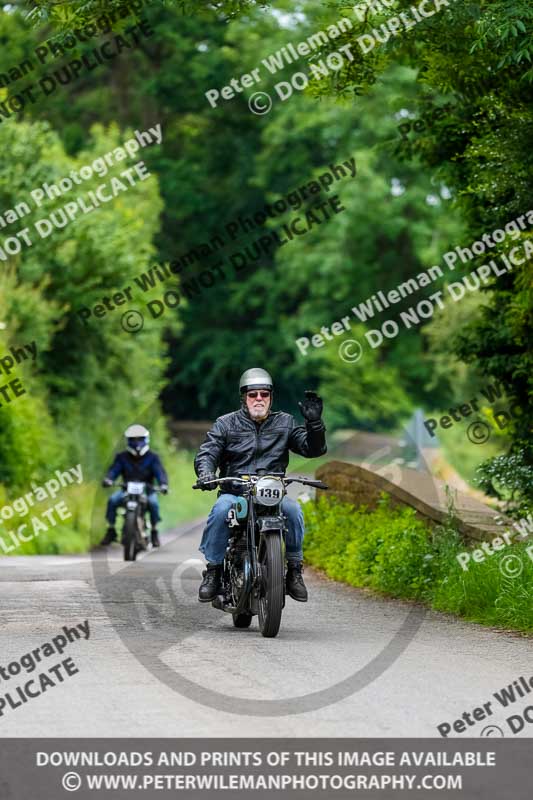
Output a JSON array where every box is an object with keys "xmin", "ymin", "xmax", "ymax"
[{"xmin": 100, "ymin": 424, "xmax": 168, "ymax": 548}]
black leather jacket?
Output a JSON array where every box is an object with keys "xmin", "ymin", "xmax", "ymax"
[{"xmin": 194, "ymin": 408, "xmax": 326, "ymax": 482}]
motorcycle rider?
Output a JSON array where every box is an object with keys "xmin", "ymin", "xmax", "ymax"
[
  {"xmin": 194, "ymin": 368, "xmax": 326, "ymax": 604},
  {"xmin": 100, "ymin": 424, "xmax": 168, "ymax": 548}
]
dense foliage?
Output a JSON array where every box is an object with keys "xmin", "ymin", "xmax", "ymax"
[
  {"xmin": 303, "ymin": 495, "xmax": 533, "ymax": 632},
  {"xmin": 302, "ymin": 0, "xmax": 533, "ymax": 497},
  {"xmin": 0, "ymin": 0, "xmax": 530, "ymax": 528}
]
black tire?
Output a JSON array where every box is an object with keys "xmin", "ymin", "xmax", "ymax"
[
  {"xmin": 258, "ymin": 534, "xmax": 284, "ymax": 638},
  {"xmin": 137, "ymin": 509, "xmax": 147, "ymax": 550},
  {"xmin": 123, "ymin": 512, "xmax": 137, "ymax": 561},
  {"xmin": 232, "ymin": 612, "xmax": 253, "ymax": 628}
]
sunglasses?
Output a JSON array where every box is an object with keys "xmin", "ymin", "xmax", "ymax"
[{"xmin": 246, "ymin": 391, "xmax": 271, "ymax": 399}]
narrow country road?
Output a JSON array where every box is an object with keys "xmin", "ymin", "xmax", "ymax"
[{"xmin": 0, "ymin": 504, "xmax": 531, "ymax": 738}]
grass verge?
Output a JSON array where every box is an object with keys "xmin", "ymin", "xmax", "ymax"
[
  {"xmin": 302, "ymin": 494, "xmax": 533, "ymax": 634},
  {"xmin": 0, "ymin": 449, "xmax": 213, "ymax": 556}
]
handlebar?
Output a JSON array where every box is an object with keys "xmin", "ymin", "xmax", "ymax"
[
  {"xmin": 192, "ymin": 475, "xmax": 328, "ymax": 490},
  {"xmin": 285, "ymin": 477, "xmax": 329, "ymax": 490},
  {"xmin": 192, "ymin": 477, "xmax": 246, "ymax": 490}
]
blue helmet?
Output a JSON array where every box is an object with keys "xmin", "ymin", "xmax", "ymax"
[{"xmin": 125, "ymin": 424, "xmax": 150, "ymax": 457}]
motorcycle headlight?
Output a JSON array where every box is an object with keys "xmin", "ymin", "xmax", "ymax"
[{"xmin": 254, "ymin": 476, "xmax": 285, "ymax": 506}]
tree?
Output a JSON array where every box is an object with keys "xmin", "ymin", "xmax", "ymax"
[
  {"xmin": 295, "ymin": 0, "xmax": 533, "ymax": 500},
  {"xmin": 0, "ymin": 117, "xmax": 167, "ymax": 481}
]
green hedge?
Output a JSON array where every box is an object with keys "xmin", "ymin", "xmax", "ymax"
[
  {"xmin": 0, "ymin": 447, "xmax": 213, "ymax": 556},
  {"xmin": 302, "ymin": 495, "xmax": 533, "ymax": 633}
]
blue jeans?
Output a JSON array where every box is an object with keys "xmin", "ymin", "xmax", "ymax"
[
  {"xmin": 106, "ymin": 489, "xmax": 161, "ymax": 527},
  {"xmin": 199, "ymin": 493, "xmax": 304, "ymax": 565}
]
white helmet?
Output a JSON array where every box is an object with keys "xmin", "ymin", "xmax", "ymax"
[{"xmin": 125, "ymin": 424, "xmax": 150, "ymax": 457}]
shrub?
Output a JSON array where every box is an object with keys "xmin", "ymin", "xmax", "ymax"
[
  {"xmin": 476, "ymin": 449, "xmax": 533, "ymax": 517},
  {"xmin": 303, "ymin": 494, "xmax": 533, "ymax": 633}
]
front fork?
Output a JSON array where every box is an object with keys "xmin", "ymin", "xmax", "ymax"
[
  {"xmin": 252, "ymin": 516, "xmax": 288, "ymax": 611},
  {"xmin": 220, "ymin": 506, "xmax": 288, "ymax": 614}
]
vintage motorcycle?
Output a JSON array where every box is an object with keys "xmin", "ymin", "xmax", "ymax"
[
  {"xmin": 193, "ymin": 473, "xmax": 328, "ymax": 638},
  {"xmin": 108, "ymin": 482, "xmax": 163, "ymax": 562}
]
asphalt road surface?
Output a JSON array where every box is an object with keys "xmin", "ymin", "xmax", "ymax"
[{"xmin": 0, "ymin": 497, "xmax": 531, "ymax": 738}]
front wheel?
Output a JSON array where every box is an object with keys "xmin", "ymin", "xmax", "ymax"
[
  {"xmin": 123, "ymin": 511, "xmax": 137, "ymax": 561},
  {"xmin": 258, "ymin": 534, "xmax": 284, "ymax": 638}
]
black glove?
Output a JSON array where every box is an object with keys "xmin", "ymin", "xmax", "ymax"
[
  {"xmin": 298, "ymin": 390, "xmax": 323, "ymax": 422},
  {"xmin": 198, "ymin": 472, "xmax": 217, "ymax": 491},
  {"xmin": 102, "ymin": 477, "xmax": 113, "ymax": 488},
  {"xmin": 160, "ymin": 484, "xmax": 168, "ymax": 495}
]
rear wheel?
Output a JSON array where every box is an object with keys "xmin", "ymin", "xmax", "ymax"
[
  {"xmin": 258, "ymin": 534, "xmax": 284, "ymax": 638},
  {"xmin": 123, "ymin": 511, "xmax": 137, "ymax": 561},
  {"xmin": 232, "ymin": 612, "xmax": 252, "ymax": 628}
]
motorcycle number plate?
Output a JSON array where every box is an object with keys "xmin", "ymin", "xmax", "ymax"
[
  {"xmin": 255, "ymin": 476, "xmax": 284, "ymax": 506},
  {"xmin": 127, "ymin": 482, "xmax": 145, "ymax": 495}
]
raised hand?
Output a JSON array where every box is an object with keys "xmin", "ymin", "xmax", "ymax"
[{"xmin": 298, "ymin": 390, "xmax": 323, "ymax": 422}]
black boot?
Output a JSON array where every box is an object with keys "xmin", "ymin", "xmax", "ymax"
[
  {"xmin": 286, "ymin": 561, "xmax": 308, "ymax": 602},
  {"xmin": 198, "ymin": 564, "xmax": 223, "ymax": 603},
  {"xmin": 100, "ymin": 526, "xmax": 117, "ymax": 546},
  {"xmin": 151, "ymin": 528, "xmax": 160, "ymax": 548}
]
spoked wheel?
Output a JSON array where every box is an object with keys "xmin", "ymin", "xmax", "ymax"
[
  {"xmin": 258, "ymin": 534, "xmax": 284, "ymax": 638},
  {"xmin": 232, "ymin": 612, "xmax": 253, "ymax": 628},
  {"xmin": 230, "ymin": 553, "xmax": 252, "ymax": 626},
  {"xmin": 123, "ymin": 512, "xmax": 138, "ymax": 561},
  {"xmin": 137, "ymin": 512, "xmax": 148, "ymax": 551}
]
